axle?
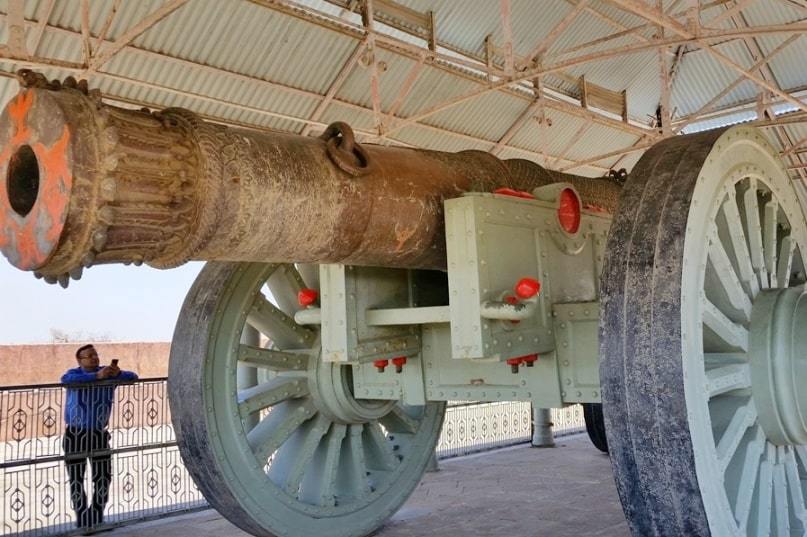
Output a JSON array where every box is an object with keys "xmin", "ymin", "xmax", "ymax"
[{"xmin": 0, "ymin": 71, "xmax": 621, "ymax": 285}]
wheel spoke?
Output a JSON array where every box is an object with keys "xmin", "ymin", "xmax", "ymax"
[
  {"xmin": 708, "ymin": 229, "xmax": 753, "ymax": 321},
  {"xmin": 774, "ymin": 447, "xmax": 790, "ymax": 537},
  {"xmin": 268, "ymin": 414, "xmax": 331, "ymax": 495},
  {"xmin": 238, "ymin": 344, "xmax": 309, "ymax": 370},
  {"xmin": 784, "ymin": 448, "xmax": 807, "ymax": 529},
  {"xmin": 756, "ymin": 443, "xmax": 776, "ymax": 536},
  {"xmin": 248, "ymin": 294, "xmax": 315, "ymax": 350},
  {"xmin": 723, "ymin": 190, "xmax": 760, "ymax": 298},
  {"xmin": 337, "ymin": 424, "xmax": 372, "ymax": 499},
  {"xmin": 716, "ymin": 401, "xmax": 757, "ymax": 470},
  {"xmin": 363, "ymin": 422, "xmax": 399, "ymax": 472},
  {"xmin": 266, "ymin": 264, "xmax": 307, "ymax": 317},
  {"xmin": 764, "ymin": 201, "xmax": 779, "ymax": 287},
  {"xmin": 796, "ymin": 446, "xmax": 807, "ymax": 470},
  {"xmin": 380, "ymin": 406, "xmax": 419, "ymax": 434},
  {"xmin": 238, "ymin": 377, "xmax": 309, "ymax": 419},
  {"xmin": 735, "ymin": 426, "xmax": 765, "ymax": 529},
  {"xmin": 706, "ymin": 363, "xmax": 751, "ymax": 399},
  {"xmin": 296, "ymin": 263, "xmax": 320, "ymax": 289},
  {"xmin": 776, "ymin": 236, "xmax": 795, "ymax": 289},
  {"xmin": 743, "ymin": 180, "xmax": 769, "ymax": 290},
  {"xmin": 704, "ymin": 353, "xmax": 748, "ymax": 367},
  {"xmin": 702, "ymin": 297, "xmax": 749, "ymax": 352},
  {"xmin": 247, "ymin": 399, "xmax": 317, "ymax": 464},
  {"xmin": 299, "ymin": 423, "xmax": 346, "ymax": 507}
]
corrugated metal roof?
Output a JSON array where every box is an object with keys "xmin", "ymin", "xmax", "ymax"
[
  {"xmin": 672, "ymin": 40, "xmax": 757, "ymax": 117},
  {"xmin": 0, "ymin": 0, "xmax": 804, "ymax": 182}
]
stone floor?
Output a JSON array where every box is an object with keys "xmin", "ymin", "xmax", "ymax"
[{"xmin": 108, "ymin": 434, "xmax": 630, "ymax": 537}]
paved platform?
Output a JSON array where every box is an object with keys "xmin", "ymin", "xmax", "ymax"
[{"xmin": 109, "ymin": 434, "xmax": 630, "ymax": 537}]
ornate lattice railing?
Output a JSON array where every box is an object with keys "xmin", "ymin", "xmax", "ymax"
[
  {"xmin": 0, "ymin": 379, "xmax": 584, "ymax": 536},
  {"xmin": 1, "ymin": 379, "xmax": 204, "ymax": 537},
  {"xmin": 437, "ymin": 402, "xmax": 585, "ymax": 458}
]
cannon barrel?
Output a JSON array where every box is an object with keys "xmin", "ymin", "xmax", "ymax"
[{"xmin": 0, "ymin": 72, "xmax": 621, "ymax": 284}]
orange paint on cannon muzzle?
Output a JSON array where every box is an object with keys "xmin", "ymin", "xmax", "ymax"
[
  {"xmin": 0, "ymin": 89, "xmax": 73, "ymax": 271},
  {"xmin": 7, "ymin": 90, "xmax": 33, "ymax": 146}
]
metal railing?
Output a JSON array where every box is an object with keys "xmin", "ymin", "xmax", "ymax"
[
  {"xmin": 1, "ymin": 379, "xmax": 585, "ymax": 536},
  {"xmin": 1, "ymin": 379, "xmax": 203, "ymax": 537}
]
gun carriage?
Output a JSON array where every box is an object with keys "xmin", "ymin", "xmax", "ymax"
[{"xmin": 3, "ymin": 71, "xmax": 807, "ymax": 537}]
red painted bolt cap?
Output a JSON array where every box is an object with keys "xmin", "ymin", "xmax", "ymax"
[
  {"xmin": 506, "ymin": 357, "xmax": 524, "ymax": 366},
  {"xmin": 298, "ymin": 288, "xmax": 319, "ymax": 307},
  {"xmin": 391, "ymin": 357, "xmax": 407, "ymax": 366},
  {"xmin": 514, "ymin": 278, "xmax": 541, "ymax": 299},
  {"xmin": 521, "ymin": 354, "xmax": 538, "ymax": 363},
  {"xmin": 494, "ymin": 187, "xmax": 535, "ymax": 199}
]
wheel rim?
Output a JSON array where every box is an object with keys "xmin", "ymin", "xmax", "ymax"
[
  {"xmin": 682, "ymin": 129, "xmax": 807, "ymax": 536},
  {"xmin": 601, "ymin": 126, "xmax": 807, "ymax": 537},
  {"xmin": 169, "ymin": 262, "xmax": 445, "ymax": 537}
]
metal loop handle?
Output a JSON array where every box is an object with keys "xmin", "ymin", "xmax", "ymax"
[{"xmin": 320, "ymin": 122, "xmax": 374, "ymax": 177}]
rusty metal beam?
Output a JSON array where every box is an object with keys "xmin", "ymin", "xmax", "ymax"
[
  {"xmin": 607, "ymin": 0, "xmax": 807, "ymax": 116},
  {"xmin": 6, "ymin": 0, "xmax": 28, "ymax": 57},
  {"xmin": 87, "ymin": 0, "xmax": 190, "ymax": 73},
  {"xmin": 382, "ymin": 19, "xmax": 807, "ymax": 139},
  {"xmin": 385, "ymin": 52, "xmax": 426, "ymax": 121},
  {"xmin": 559, "ymin": 139, "xmax": 657, "ymax": 172},
  {"xmin": 2, "ymin": 56, "xmax": 594, "ymax": 173},
  {"xmin": 0, "ymin": 6, "xmax": 636, "ymax": 153},
  {"xmin": 301, "ymin": 39, "xmax": 368, "ymax": 137},
  {"xmin": 551, "ymin": 122, "xmax": 593, "ymax": 168},
  {"xmin": 658, "ymin": 44, "xmax": 673, "ymax": 135},
  {"xmin": 254, "ymin": 0, "xmax": 807, "ymax": 140},
  {"xmin": 499, "ymin": 0, "xmax": 515, "ymax": 75},
  {"xmin": 674, "ymin": 35, "xmax": 800, "ymax": 133},
  {"xmin": 753, "ymin": 111, "xmax": 807, "ymax": 127},
  {"xmin": 80, "ymin": 0, "xmax": 92, "ymax": 66},
  {"xmin": 249, "ymin": 3, "xmax": 660, "ymax": 139},
  {"xmin": 94, "ymin": 0, "xmax": 123, "ymax": 52},
  {"xmin": 731, "ymin": 9, "xmax": 807, "ymax": 180},
  {"xmin": 30, "ymin": 0, "xmax": 55, "ymax": 56},
  {"xmin": 522, "ymin": 0, "xmax": 590, "ymax": 68},
  {"xmin": 490, "ymin": 83, "xmax": 544, "ymax": 157},
  {"xmin": 704, "ymin": 0, "xmax": 757, "ymax": 27},
  {"xmin": 7, "ymin": 0, "xmax": 802, "ymax": 174},
  {"xmin": 783, "ymin": 134, "xmax": 807, "ymax": 156},
  {"xmin": 0, "ymin": 16, "xmax": 575, "ymax": 168}
]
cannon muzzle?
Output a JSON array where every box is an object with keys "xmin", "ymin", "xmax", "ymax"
[{"xmin": 0, "ymin": 71, "xmax": 621, "ymax": 285}]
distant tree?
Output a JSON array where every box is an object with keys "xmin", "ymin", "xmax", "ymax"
[{"xmin": 49, "ymin": 329, "xmax": 111, "ymax": 343}]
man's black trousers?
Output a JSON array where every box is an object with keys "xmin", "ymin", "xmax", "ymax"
[{"xmin": 63, "ymin": 426, "xmax": 112, "ymax": 527}]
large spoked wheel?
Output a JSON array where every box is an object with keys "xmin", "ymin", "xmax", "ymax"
[
  {"xmin": 601, "ymin": 126, "xmax": 807, "ymax": 536},
  {"xmin": 168, "ymin": 262, "xmax": 445, "ymax": 537}
]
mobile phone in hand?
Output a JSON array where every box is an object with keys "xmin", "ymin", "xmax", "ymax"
[{"xmin": 111, "ymin": 359, "xmax": 119, "ymax": 367}]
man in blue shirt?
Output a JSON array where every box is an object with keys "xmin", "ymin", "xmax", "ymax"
[{"xmin": 61, "ymin": 344, "xmax": 138, "ymax": 529}]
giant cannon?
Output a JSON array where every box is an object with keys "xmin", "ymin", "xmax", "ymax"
[{"xmin": 3, "ymin": 71, "xmax": 807, "ymax": 537}]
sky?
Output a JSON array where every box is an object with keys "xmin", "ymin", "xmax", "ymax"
[{"xmin": 0, "ymin": 259, "xmax": 204, "ymax": 345}]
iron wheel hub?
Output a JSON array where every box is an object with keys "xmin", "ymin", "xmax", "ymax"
[
  {"xmin": 306, "ymin": 346, "xmax": 396, "ymax": 424},
  {"xmin": 750, "ymin": 286, "xmax": 807, "ymax": 446}
]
